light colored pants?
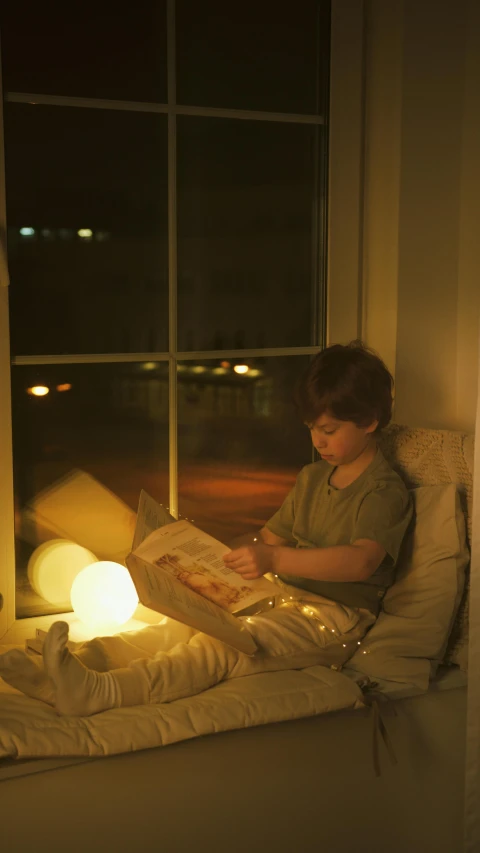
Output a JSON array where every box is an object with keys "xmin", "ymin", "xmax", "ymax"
[{"xmin": 71, "ymin": 597, "xmax": 376, "ymax": 707}]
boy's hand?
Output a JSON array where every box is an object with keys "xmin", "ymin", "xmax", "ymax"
[{"xmin": 223, "ymin": 544, "xmax": 275, "ymax": 580}]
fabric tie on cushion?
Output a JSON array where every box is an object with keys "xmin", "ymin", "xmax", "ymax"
[{"xmin": 361, "ymin": 679, "xmax": 398, "ymax": 778}]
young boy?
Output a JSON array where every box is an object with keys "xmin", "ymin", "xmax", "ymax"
[{"xmin": 0, "ymin": 341, "xmax": 412, "ymax": 717}]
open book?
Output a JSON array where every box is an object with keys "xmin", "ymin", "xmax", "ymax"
[{"xmin": 126, "ymin": 491, "xmax": 278, "ymax": 655}]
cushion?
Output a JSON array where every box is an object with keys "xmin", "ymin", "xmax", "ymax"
[
  {"xmin": 378, "ymin": 424, "xmax": 472, "ymax": 670},
  {"xmin": 0, "ymin": 654, "xmax": 365, "ymax": 761},
  {"xmin": 347, "ymin": 483, "xmax": 470, "ymax": 690}
]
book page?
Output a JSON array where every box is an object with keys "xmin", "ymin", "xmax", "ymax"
[
  {"xmin": 126, "ymin": 553, "xmax": 257, "ymax": 655},
  {"xmin": 131, "ymin": 490, "xmax": 177, "ymax": 552},
  {"xmin": 133, "ymin": 520, "xmax": 277, "ymax": 614}
]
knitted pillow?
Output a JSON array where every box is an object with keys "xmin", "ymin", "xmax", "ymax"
[{"xmin": 346, "ymin": 483, "xmax": 469, "ymax": 690}]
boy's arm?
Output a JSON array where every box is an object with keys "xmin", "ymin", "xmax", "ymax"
[
  {"xmin": 271, "ymin": 539, "xmax": 386, "ymax": 582},
  {"xmin": 227, "ymin": 481, "xmax": 412, "ymax": 582},
  {"xmin": 258, "ymin": 526, "xmax": 290, "ymax": 547},
  {"xmin": 224, "ymin": 539, "xmax": 386, "ymax": 582}
]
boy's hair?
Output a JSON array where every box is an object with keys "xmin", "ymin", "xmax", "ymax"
[{"xmin": 294, "ymin": 340, "xmax": 394, "ymax": 431}]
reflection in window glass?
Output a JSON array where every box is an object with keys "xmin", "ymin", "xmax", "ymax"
[
  {"xmin": 0, "ymin": 2, "xmax": 167, "ymax": 102},
  {"xmin": 177, "ymin": 117, "xmax": 325, "ymax": 351},
  {"xmin": 12, "ymin": 363, "xmax": 169, "ymax": 618},
  {"xmin": 176, "ymin": 0, "xmax": 330, "ymax": 114},
  {"xmin": 177, "ymin": 356, "xmax": 313, "ymax": 544},
  {"xmin": 5, "ymin": 104, "xmax": 168, "ymax": 356}
]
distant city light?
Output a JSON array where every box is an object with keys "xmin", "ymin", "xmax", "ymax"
[
  {"xmin": 142, "ymin": 362, "xmax": 156, "ymax": 371},
  {"xmin": 20, "ymin": 227, "xmax": 35, "ymax": 237},
  {"xmin": 234, "ymin": 364, "xmax": 249, "ymax": 375},
  {"xmin": 248, "ymin": 369, "xmax": 262, "ymax": 377},
  {"xmin": 56, "ymin": 383, "xmax": 72, "ymax": 392},
  {"xmin": 212, "ymin": 367, "xmax": 227, "ymax": 375},
  {"xmin": 191, "ymin": 365, "xmax": 207, "ymax": 373},
  {"xmin": 220, "ymin": 360, "xmax": 231, "ymax": 368},
  {"xmin": 27, "ymin": 386, "xmax": 49, "ymax": 397},
  {"xmin": 78, "ymin": 228, "xmax": 93, "ymax": 239}
]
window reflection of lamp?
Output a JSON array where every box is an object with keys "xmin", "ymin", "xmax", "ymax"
[
  {"xmin": 234, "ymin": 365, "xmax": 249, "ymax": 375},
  {"xmin": 28, "ymin": 539, "xmax": 99, "ymax": 605}
]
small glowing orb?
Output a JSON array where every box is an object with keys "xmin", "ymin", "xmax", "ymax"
[
  {"xmin": 56, "ymin": 383, "xmax": 72, "ymax": 392},
  {"xmin": 28, "ymin": 539, "xmax": 98, "ymax": 605},
  {"xmin": 27, "ymin": 385, "xmax": 50, "ymax": 396},
  {"xmin": 220, "ymin": 360, "xmax": 231, "ymax": 368},
  {"xmin": 142, "ymin": 361, "xmax": 156, "ymax": 371},
  {"xmin": 248, "ymin": 368, "xmax": 261, "ymax": 377},
  {"xmin": 212, "ymin": 367, "xmax": 227, "ymax": 375},
  {"xmin": 20, "ymin": 227, "xmax": 35, "ymax": 236},
  {"xmin": 234, "ymin": 364, "xmax": 249, "ymax": 374},
  {"xmin": 77, "ymin": 228, "xmax": 93, "ymax": 238},
  {"xmin": 191, "ymin": 365, "xmax": 206, "ymax": 373},
  {"xmin": 71, "ymin": 561, "xmax": 138, "ymax": 630}
]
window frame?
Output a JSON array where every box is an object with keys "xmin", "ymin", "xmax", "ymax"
[{"xmin": 0, "ymin": 0, "xmax": 365, "ymax": 642}]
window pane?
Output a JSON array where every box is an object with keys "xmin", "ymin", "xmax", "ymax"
[
  {"xmin": 5, "ymin": 104, "xmax": 168, "ymax": 356},
  {"xmin": 12, "ymin": 363, "xmax": 169, "ymax": 618},
  {"xmin": 177, "ymin": 117, "xmax": 325, "ymax": 351},
  {"xmin": 177, "ymin": 356, "xmax": 313, "ymax": 544},
  {"xmin": 176, "ymin": 0, "xmax": 330, "ymax": 114},
  {"xmin": 0, "ymin": 2, "xmax": 167, "ymax": 102}
]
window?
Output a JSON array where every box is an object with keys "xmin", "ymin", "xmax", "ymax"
[{"xmin": 0, "ymin": 1, "xmax": 365, "ymax": 639}]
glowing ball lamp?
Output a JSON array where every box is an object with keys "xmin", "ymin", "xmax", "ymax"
[
  {"xmin": 70, "ymin": 561, "xmax": 138, "ymax": 631},
  {"xmin": 27, "ymin": 539, "xmax": 99, "ymax": 605}
]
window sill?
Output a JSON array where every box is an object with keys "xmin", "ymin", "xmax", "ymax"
[{"xmin": 0, "ymin": 603, "xmax": 162, "ymax": 645}]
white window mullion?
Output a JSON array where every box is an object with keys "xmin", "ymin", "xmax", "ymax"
[
  {"xmin": 5, "ymin": 93, "xmax": 325, "ymax": 127},
  {"xmin": 167, "ymin": 0, "xmax": 178, "ymax": 519}
]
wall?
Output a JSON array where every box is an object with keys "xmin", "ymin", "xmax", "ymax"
[{"xmin": 362, "ymin": 0, "xmax": 480, "ymax": 433}]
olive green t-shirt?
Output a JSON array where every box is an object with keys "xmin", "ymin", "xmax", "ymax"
[{"xmin": 265, "ymin": 448, "xmax": 413, "ymax": 616}]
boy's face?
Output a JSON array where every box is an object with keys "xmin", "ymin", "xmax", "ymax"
[{"xmin": 306, "ymin": 413, "xmax": 378, "ymax": 466}]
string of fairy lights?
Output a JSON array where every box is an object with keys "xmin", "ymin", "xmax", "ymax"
[{"xmin": 165, "ymin": 519, "xmax": 370, "ymax": 661}]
